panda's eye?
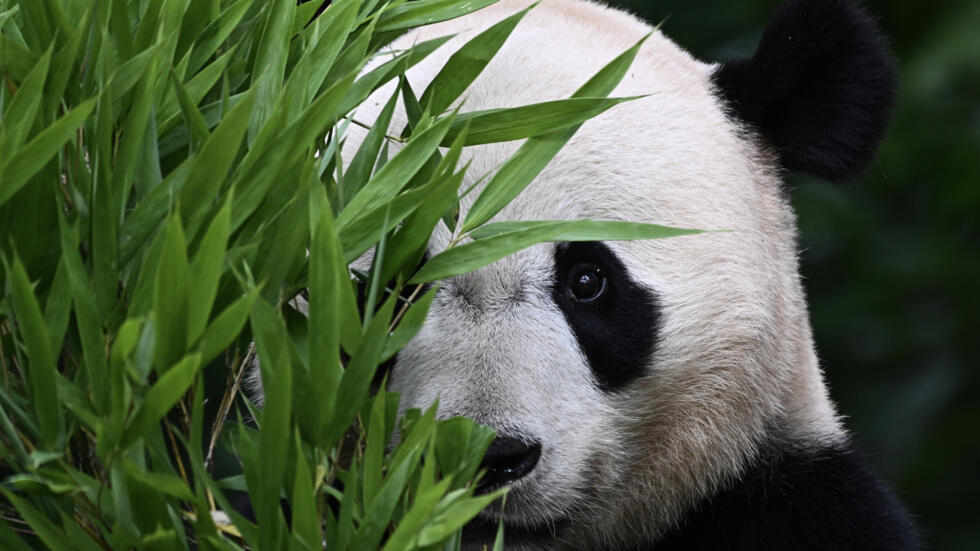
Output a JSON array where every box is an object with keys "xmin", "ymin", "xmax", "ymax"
[{"xmin": 566, "ymin": 263, "xmax": 606, "ymax": 303}]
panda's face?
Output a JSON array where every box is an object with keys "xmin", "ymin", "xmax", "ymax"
[
  {"xmin": 387, "ymin": 20, "xmax": 813, "ymax": 544},
  {"xmin": 361, "ymin": 0, "xmax": 894, "ymax": 546}
]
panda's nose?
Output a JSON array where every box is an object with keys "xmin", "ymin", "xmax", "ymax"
[{"xmin": 476, "ymin": 436, "xmax": 542, "ymax": 494}]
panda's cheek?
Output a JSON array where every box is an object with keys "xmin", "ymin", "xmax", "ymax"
[{"xmin": 388, "ymin": 296, "xmax": 614, "ymax": 514}]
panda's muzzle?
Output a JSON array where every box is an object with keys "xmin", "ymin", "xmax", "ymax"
[{"xmin": 475, "ymin": 436, "xmax": 542, "ymax": 494}]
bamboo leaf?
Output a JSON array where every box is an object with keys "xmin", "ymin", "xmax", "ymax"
[
  {"xmin": 412, "ymin": 220, "xmax": 701, "ymax": 283},
  {"xmin": 121, "ymin": 354, "xmax": 202, "ymax": 448},
  {"xmin": 250, "ymin": 298, "xmax": 292, "ymax": 550},
  {"xmin": 308, "ymin": 199, "xmax": 352, "ymax": 439},
  {"xmin": 249, "ymin": 0, "xmax": 295, "ymax": 141},
  {"xmin": 0, "ymin": 98, "xmax": 95, "ymax": 207},
  {"xmin": 57, "ymin": 215, "xmax": 108, "ymax": 406},
  {"xmin": 337, "ymin": 113, "xmax": 455, "ymax": 227},
  {"xmin": 342, "ymin": 87, "xmax": 399, "ymax": 205},
  {"xmin": 376, "ymin": 0, "xmax": 499, "ymax": 32},
  {"xmin": 187, "ymin": 202, "xmax": 232, "ymax": 343},
  {"xmin": 0, "ymin": 490, "xmax": 72, "ymax": 551},
  {"xmin": 5, "ymin": 256, "xmax": 61, "ymax": 448},
  {"xmin": 419, "ymin": 3, "xmax": 533, "ymax": 114},
  {"xmin": 442, "ymin": 96, "xmax": 641, "ymax": 146},
  {"xmin": 185, "ymin": 0, "xmax": 254, "ymax": 77},
  {"xmin": 153, "ymin": 214, "xmax": 191, "ymax": 372},
  {"xmin": 180, "ymin": 90, "xmax": 255, "ymax": 239},
  {"xmin": 0, "ymin": 46, "xmax": 51, "ymax": 157},
  {"xmin": 381, "ymin": 285, "xmax": 439, "ymax": 362},
  {"xmin": 461, "ymin": 33, "xmax": 650, "ymax": 232},
  {"xmin": 197, "ymin": 290, "xmax": 258, "ymax": 365}
]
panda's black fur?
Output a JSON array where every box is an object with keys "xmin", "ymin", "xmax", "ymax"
[
  {"xmin": 649, "ymin": 443, "xmax": 919, "ymax": 550},
  {"xmin": 712, "ymin": 0, "xmax": 898, "ymax": 181}
]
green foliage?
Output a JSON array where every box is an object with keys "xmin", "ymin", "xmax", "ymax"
[{"xmin": 0, "ymin": 0, "xmax": 691, "ymax": 548}]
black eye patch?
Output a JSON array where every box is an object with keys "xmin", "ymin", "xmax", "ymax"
[{"xmin": 551, "ymin": 242, "xmax": 661, "ymax": 391}]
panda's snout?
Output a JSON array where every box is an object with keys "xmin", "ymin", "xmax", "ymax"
[{"xmin": 475, "ymin": 436, "xmax": 542, "ymax": 494}]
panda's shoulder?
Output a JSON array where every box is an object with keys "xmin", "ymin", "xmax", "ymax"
[{"xmin": 649, "ymin": 440, "xmax": 922, "ymax": 550}]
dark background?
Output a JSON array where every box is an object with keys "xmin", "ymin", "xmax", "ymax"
[{"xmin": 609, "ymin": 0, "xmax": 979, "ymax": 548}]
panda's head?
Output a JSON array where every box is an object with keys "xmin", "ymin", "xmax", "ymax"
[{"xmin": 352, "ymin": 0, "xmax": 896, "ymax": 548}]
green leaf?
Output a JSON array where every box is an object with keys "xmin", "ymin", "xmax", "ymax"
[
  {"xmin": 377, "ymin": 131, "xmax": 470, "ymax": 284},
  {"xmin": 307, "ymin": 199, "xmax": 353, "ymax": 439},
  {"xmin": 337, "ymin": 113, "xmax": 455, "ymax": 227},
  {"xmin": 461, "ymin": 33, "xmax": 650, "ymax": 232},
  {"xmin": 170, "ymin": 68, "xmax": 211, "ymax": 152},
  {"xmin": 111, "ymin": 47, "xmax": 161, "ymax": 205},
  {"xmin": 187, "ymin": 202, "xmax": 231, "ymax": 343},
  {"xmin": 231, "ymin": 70, "xmax": 357, "ymax": 231},
  {"xmin": 5, "ymin": 256, "xmax": 61, "ymax": 448},
  {"xmin": 185, "ymin": 0, "xmax": 254, "ymax": 77},
  {"xmin": 444, "ymin": 96, "xmax": 641, "ymax": 146},
  {"xmin": 376, "ymin": 0, "xmax": 499, "ymax": 32},
  {"xmin": 340, "ymin": 174, "xmax": 447, "ymax": 262},
  {"xmin": 47, "ymin": 4, "xmax": 92, "ymax": 105},
  {"xmin": 197, "ymin": 289, "xmax": 258, "ymax": 365},
  {"xmin": 0, "ymin": 97, "xmax": 95, "ymax": 207},
  {"xmin": 58, "ymin": 216, "xmax": 107, "ymax": 405},
  {"xmin": 179, "ymin": 90, "xmax": 255, "ymax": 239},
  {"xmin": 381, "ymin": 477, "xmax": 454, "ymax": 551},
  {"xmin": 412, "ymin": 220, "xmax": 702, "ymax": 283},
  {"xmin": 250, "ymin": 298, "xmax": 292, "ymax": 551},
  {"xmin": 352, "ymin": 438, "xmax": 423, "ymax": 550},
  {"xmin": 121, "ymin": 354, "xmax": 202, "ymax": 448},
  {"xmin": 153, "ymin": 214, "xmax": 191, "ymax": 372},
  {"xmin": 416, "ymin": 491, "xmax": 502, "ymax": 546},
  {"xmin": 322, "ymin": 294, "xmax": 394, "ymax": 448},
  {"xmin": 0, "ymin": 490, "xmax": 72, "ymax": 551},
  {"xmin": 336, "ymin": 34, "xmax": 453, "ymax": 116},
  {"xmin": 289, "ymin": 431, "xmax": 319, "ymax": 551},
  {"xmin": 249, "ymin": 0, "xmax": 295, "ymax": 141},
  {"xmin": 361, "ymin": 388, "xmax": 389, "ymax": 509},
  {"xmin": 342, "ymin": 87, "xmax": 399, "ymax": 205},
  {"xmin": 122, "ymin": 459, "xmax": 195, "ymax": 501},
  {"xmin": 0, "ymin": 33, "xmax": 39, "ymax": 82},
  {"xmin": 295, "ymin": 0, "xmax": 361, "ymax": 104},
  {"xmin": 418, "ymin": 3, "xmax": 533, "ymax": 114},
  {"xmin": 0, "ymin": 45, "xmax": 51, "ymax": 157},
  {"xmin": 160, "ymin": 47, "xmax": 237, "ymax": 132},
  {"xmin": 43, "ymin": 257, "xmax": 71, "ymax": 356},
  {"xmin": 381, "ymin": 285, "xmax": 438, "ymax": 362}
]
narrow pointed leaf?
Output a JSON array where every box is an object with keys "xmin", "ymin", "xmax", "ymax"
[
  {"xmin": 376, "ymin": 0, "xmax": 499, "ymax": 32},
  {"xmin": 121, "ymin": 354, "xmax": 202, "ymax": 448},
  {"xmin": 0, "ymin": 98, "xmax": 95, "ymax": 207},
  {"xmin": 461, "ymin": 34, "xmax": 650, "ymax": 232},
  {"xmin": 419, "ymin": 3, "xmax": 533, "ymax": 114},
  {"xmin": 412, "ymin": 220, "xmax": 701, "ymax": 283},
  {"xmin": 0, "ymin": 46, "xmax": 51, "ymax": 156},
  {"xmin": 443, "ymin": 96, "xmax": 641, "ymax": 145},
  {"xmin": 338, "ymin": 114, "xmax": 455, "ymax": 226},
  {"xmin": 188, "ymin": 203, "xmax": 231, "ymax": 342},
  {"xmin": 6, "ymin": 257, "xmax": 61, "ymax": 448},
  {"xmin": 153, "ymin": 215, "xmax": 191, "ymax": 372}
]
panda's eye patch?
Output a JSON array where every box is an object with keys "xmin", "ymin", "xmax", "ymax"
[
  {"xmin": 552, "ymin": 241, "xmax": 660, "ymax": 391},
  {"xmin": 566, "ymin": 263, "xmax": 606, "ymax": 302}
]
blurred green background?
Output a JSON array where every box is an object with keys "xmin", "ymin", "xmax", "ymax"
[{"xmin": 610, "ymin": 0, "xmax": 979, "ymax": 548}]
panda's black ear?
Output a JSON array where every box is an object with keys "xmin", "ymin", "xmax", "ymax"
[{"xmin": 711, "ymin": 0, "xmax": 897, "ymax": 182}]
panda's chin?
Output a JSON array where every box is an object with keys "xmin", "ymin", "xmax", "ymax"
[{"xmin": 462, "ymin": 513, "xmax": 570, "ymax": 550}]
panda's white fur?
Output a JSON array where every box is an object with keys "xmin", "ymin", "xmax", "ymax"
[
  {"xmin": 343, "ymin": 0, "xmax": 839, "ymax": 544},
  {"xmin": 331, "ymin": 0, "xmax": 913, "ymax": 549}
]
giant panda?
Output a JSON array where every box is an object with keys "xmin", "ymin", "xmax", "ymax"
[{"xmin": 343, "ymin": 0, "xmax": 921, "ymax": 549}]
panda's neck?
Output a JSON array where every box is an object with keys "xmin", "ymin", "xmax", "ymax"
[{"xmin": 646, "ymin": 439, "xmax": 920, "ymax": 551}]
